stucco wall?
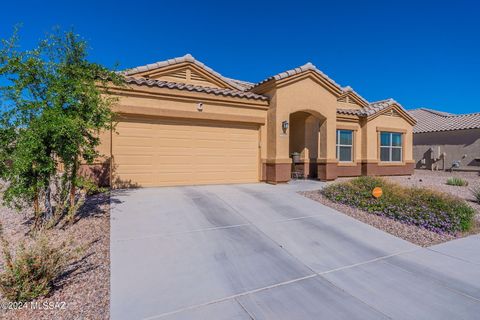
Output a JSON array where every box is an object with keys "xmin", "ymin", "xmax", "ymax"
[
  {"xmin": 274, "ymin": 76, "xmax": 337, "ymax": 162},
  {"xmin": 364, "ymin": 113, "xmax": 414, "ymax": 163},
  {"xmin": 413, "ymin": 128, "xmax": 480, "ymax": 171}
]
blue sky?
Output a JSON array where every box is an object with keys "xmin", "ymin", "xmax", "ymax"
[{"xmin": 1, "ymin": 0, "xmax": 479, "ymax": 113}]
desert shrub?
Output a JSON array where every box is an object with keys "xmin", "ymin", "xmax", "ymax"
[
  {"xmin": 322, "ymin": 176, "xmax": 475, "ymax": 234},
  {"xmin": 446, "ymin": 177, "xmax": 469, "ymax": 186},
  {"xmin": 76, "ymin": 177, "xmax": 108, "ymax": 196},
  {"xmin": 472, "ymin": 186, "xmax": 480, "ymax": 204},
  {"xmin": 0, "ymin": 229, "xmax": 73, "ymax": 302}
]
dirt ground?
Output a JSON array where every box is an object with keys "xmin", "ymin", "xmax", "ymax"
[
  {"xmin": 387, "ymin": 170, "xmax": 480, "ymax": 215},
  {"xmin": 0, "ymin": 193, "xmax": 110, "ymax": 320}
]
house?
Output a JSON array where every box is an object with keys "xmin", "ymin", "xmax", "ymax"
[
  {"xmin": 90, "ymin": 54, "xmax": 416, "ymax": 187},
  {"xmin": 408, "ymin": 108, "xmax": 480, "ymax": 171}
]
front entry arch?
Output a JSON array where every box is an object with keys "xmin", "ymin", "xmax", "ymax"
[{"xmin": 288, "ymin": 110, "xmax": 326, "ymax": 179}]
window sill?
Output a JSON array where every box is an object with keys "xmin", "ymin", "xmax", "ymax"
[
  {"xmin": 337, "ymin": 162, "xmax": 357, "ymax": 167},
  {"xmin": 378, "ymin": 161, "xmax": 405, "ymax": 166}
]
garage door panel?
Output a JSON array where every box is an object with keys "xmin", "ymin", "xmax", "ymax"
[
  {"xmin": 156, "ymin": 139, "xmax": 197, "ymax": 148},
  {"xmin": 192, "ymin": 141, "xmax": 227, "ymax": 149},
  {"xmin": 156, "ymin": 156, "xmax": 192, "ymax": 165},
  {"xmin": 157, "ymin": 165, "xmax": 193, "ymax": 173},
  {"xmin": 229, "ymin": 165, "xmax": 256, "ymax": 174},
  {"xmin": 113, "ymin": 147, "xmax": 154, "ymax": 156},
  {"xmin": 229, "ymin": 132, "xmax": 256, "ymax": 139},
  {"xmin": 155, "ymin": 130, "xmax": 192, "ymax": 139},
  {"xmin": 115, "ymin": 164, "xmax": 153, "ymax": 173},
  {"xmin": 155, "ymin": 149, "xmax": 194, "ymax": 158},
  {"xmin": 228, "ymin": 143, "xmax": 257, "ymax": 150},
  {"xmin": 195, "ymin": 165, "xmax": 227, "ymax": 173},
  {"xmin": 195, "ymin": 158, "xmax": 227, "ymax": 165},
  {"xmin": 229, "ymin": 153, "xmax": 257, "ymax": 160},
  {"xmin": 114, "ymin": 137, "xmax": 154, "ymax": 147},
  {"xmin": 113, "ymin": 117, "xmax": 259, "ymax": 187},
  {"xmin": 156, "ymin": 175, "xmax": 196, "ymax": 185},
  {"xmin": 115, "ymin": 154, "xmax": 153, "ymax": 165}
]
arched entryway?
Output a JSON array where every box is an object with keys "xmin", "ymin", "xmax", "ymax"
[{"xmin": 289, "ymin": 111, "xmax": 326, "ymax": 179}]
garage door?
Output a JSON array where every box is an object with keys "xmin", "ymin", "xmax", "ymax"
[{"xmin": 112, "ymin": 116, "xmax": 260, "ymax": 187}]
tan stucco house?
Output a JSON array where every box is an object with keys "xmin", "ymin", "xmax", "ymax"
[{"xmin": 93, "ymin": 54, "xmax": 416, "ymax": 187}]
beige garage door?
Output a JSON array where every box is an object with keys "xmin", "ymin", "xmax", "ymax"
[{"xmin": 112, "ymin": 116, "xmax": 260, "ymax": 187}]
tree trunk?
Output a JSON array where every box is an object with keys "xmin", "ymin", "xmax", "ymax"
[
  {"xmin": 44, "ymin": 184, "xmax": 53, "ymax": 220},
  {"xmin": 69, "ymin": 158, "xmax": 78, "ymax": 211},
  {"xmin": 33, "ymin": 192, "xmax": 40, "ymax": 229}
]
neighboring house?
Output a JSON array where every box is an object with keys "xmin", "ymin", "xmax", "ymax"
[
  {"xmin": 89, "ymin": 54, "xmax": 416, "ymax": 187},
  {"xmin": 408, "ymin": 108, "xmax": 480, "ymax": 172}
]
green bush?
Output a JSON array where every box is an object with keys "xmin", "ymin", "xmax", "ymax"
[
  {"xmin": 0, "ymin": 229, "xmax": 72, "ymax": 302},
  {"xmin": 322, "ymin": 176, "xmax": 475, "ymax": 234},
  {"xmin": 446, "ymin": 177, "xmax": 469, "ymax": 186},
  {"xmin": 76, "ymin": 177, "xmax": 108, "ymax": 196},
  {"xmin": 472, "ymin": 186, "xmax": 480, "ymax": 204}
]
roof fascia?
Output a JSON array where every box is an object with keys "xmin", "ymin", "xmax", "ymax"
[
  {"xmin": 131, "ymin": 61, "xmax": 239, "ymax": 91},
  {"xmin": 251, "ymin": 70, "xmax": 343, "ymax": 97},
  {"xmin": 106, "ymin": 84, "xmax": 270, "ymax": 110},
  {"xmin": 338, "ymin": 91, "xmax": 369, "ymax": 108},
  {"xmin": 367, "ymin": 104, "xmax": 417, "ymax": 125}
]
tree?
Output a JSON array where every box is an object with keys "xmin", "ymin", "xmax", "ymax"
[{"xmin": 0, "ymin": 27, "xmax": 123, "ymax": 225}]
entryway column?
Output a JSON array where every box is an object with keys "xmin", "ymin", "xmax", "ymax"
[
  {"xmin": 317, "ymin": 119, "xmax": 338, "ymax": 181},
  {"xmin": 265, "ymin": 159, "xmax": 292, "ymax": 184}
]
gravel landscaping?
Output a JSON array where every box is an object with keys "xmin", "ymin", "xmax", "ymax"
[
  {"xmin": 388, "ymin": 170, "xmax": 480, "ymax": 220},
  {"xmin": 0, "ymin": 193, "xmax": 110, "ymax": 319},
  {"xmin": 302, "ymin": 170, "xmax": 480, "ymax": 247},
  {"xmin": 302, "ymin": 191, "xmax": 457, "ymax": 246}
]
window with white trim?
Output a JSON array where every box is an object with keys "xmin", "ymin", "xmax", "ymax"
[
  {"xmin": 336, "ymin": 130, "xmax": 353, "ymax": 162},
  {"xmin": 380, "ymin": 132, "xmax": 402, "ymax": 162}
]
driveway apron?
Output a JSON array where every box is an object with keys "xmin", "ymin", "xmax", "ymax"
[{"xmin": 111, "ymin": 181, "xmax": 480, "ymax": 320}]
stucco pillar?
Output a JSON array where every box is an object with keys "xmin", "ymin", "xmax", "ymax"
[
  {"xmin": 317, "ymin": 119, "xmax": 338, "ymax": 181},
  {"xmin": 265, "ymin": 107, "xmax": 291, "ymax": 184},
  {"xmin": 304, "ymin": 115, "xmax": 319, "ymax": 178}
]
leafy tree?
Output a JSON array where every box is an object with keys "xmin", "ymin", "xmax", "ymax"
[{"xmin": 0, "ymin": 27, "xmax": 123, "ymax": 225}]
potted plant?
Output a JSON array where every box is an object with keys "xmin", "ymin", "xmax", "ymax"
[{"xmin": 290, "ymin": 152, "xmax": 301, "ymax": 164}]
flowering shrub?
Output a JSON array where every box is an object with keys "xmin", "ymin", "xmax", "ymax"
[
  {"xmin": 322, "ymin": 176, "xmax": 475, "ymax": 234},
  {"xmin": 0, "ymin": 228, "xmax": 73, "ymax": 302}
]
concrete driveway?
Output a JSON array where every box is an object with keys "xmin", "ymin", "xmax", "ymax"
[{"xmin": 111, "ymin": 181, "xmax": 480, "ymax": 320}]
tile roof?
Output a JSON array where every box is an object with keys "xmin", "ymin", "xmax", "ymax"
[
  {"xmin": 122, "ymin": 54, "xmax": 247, "ymax": 91},
  {"xmin": 362, "ymin": 99, "xmax": 399, "ymax": 115},
  {"xmin": 416, "ymin": 108, "xmax": 453, "ymax": 117},
  {"xmin": 336, "ymin": 108, "xmax": 362, "ymax": 116},
  {"xmin": 223, "ymin": 77, "xmax": 254, "ymax": 91},
  {"xmin": 408, "ymin": 108, "xmax": 480, "ymax": 133},
  {"xmin": 124, "ymin": 77, "xmax": 268, "ymax": 101},
  {"xmin": 249, "ymin": 62, "xmax": 343, "ymax": 92},
  {"xmin": 337, "ymin": 99, "xmax": 403, "ymax": 116},
  {"xmin": 341, "ymin": 86, "xmax": 369, "ymax": 105},
  {"xmin": 122, "ymin": 55, "xmax": 415, "ymax": 121}
]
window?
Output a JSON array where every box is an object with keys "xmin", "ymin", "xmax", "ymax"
[
  {"xmin": 336, "ymin": 130, "xmax": 353, "ymax": 162},
  {"xmin": 380, "ymin": 132, "xmax": 402, "ymax": 162}
]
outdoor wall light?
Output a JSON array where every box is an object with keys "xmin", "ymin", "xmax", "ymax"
[
  {"xmin": 196, "ymin": 102, "xmax": 204, "ymax": 112},
  {"xmin": 282, "ymin": 120, "xmax": 289, "ymax": 133}
]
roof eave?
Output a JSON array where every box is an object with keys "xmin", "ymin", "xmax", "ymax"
[
  {"xmin": 123, "ymin": 54, "xmax": 246, "ymax": 91},
  {"xmin": 120, "ymin": 77, "xmax": 269, "ymax": 102},
  {"xmin": 248, "ymin": 62, "xmax": 344, "ymax": 95},
  {"xmin": 366, "ymin": 103, "xmax": 417, "ymax": 125}
]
